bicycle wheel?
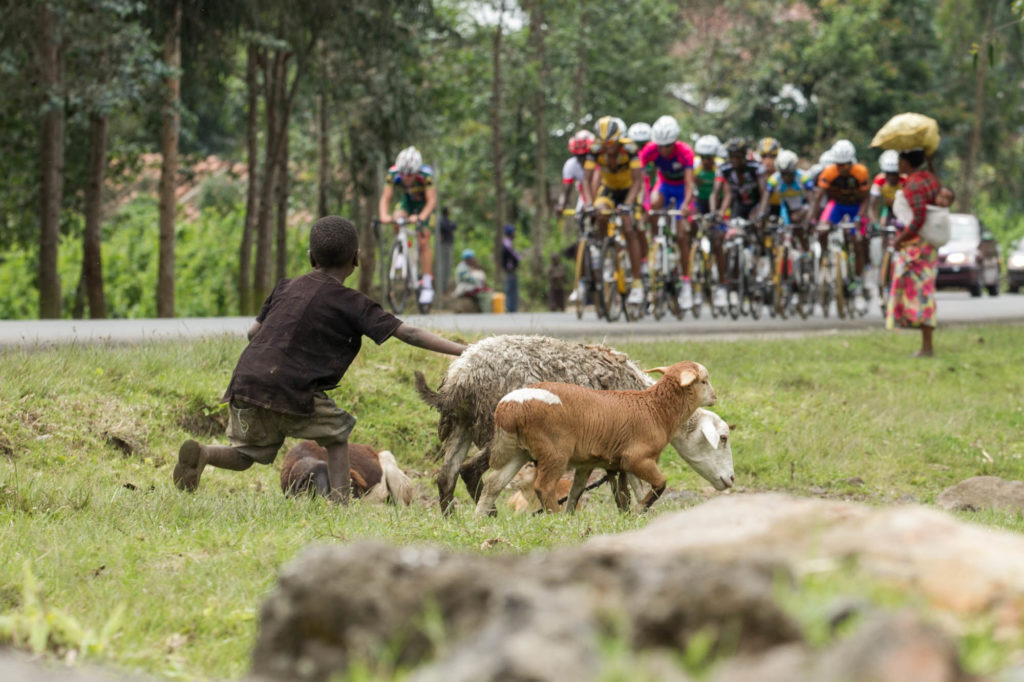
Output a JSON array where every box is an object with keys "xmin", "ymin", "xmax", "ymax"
[
  {"xmin": 726, "ymin": 246, "xmax": 743, "ymax": 320},
  {"xmin": 689, "ymin": 244, "xmax": 704, "ymax": 319},
  {"xmin": 794, "ymin": 255, "xmax": 811, "ymax": 320},
  {"xmin": 877, "ymin": 250, "xmax": 892, "ymax": 318},
  {"xmin": 773, "ymin": 247, "xmax": 789, "ymax": 319},
  {"xmin": 587, "ymin": 242, "xmax": 608, "ymax": 320},
  {"xmin": 621, "ymin": 246, "xmax": 643, "ymax": 322},
  {"xmin": 386, "ymin": 241, "xmax": 410, "ymax": 314},
  {"xmin": 573, "ymin": 241, "xmax": 587, "ymax": 319},
  {"xmin": 600, "ymin": 239, "xmax": 624, "ymax": 322},
  {"xmin": 650, "ymin": 242, "xmax": 666, "ymax": 320},
  {"xmin": 819, "ymin": 254, "xmax": 833, "ymax": 318},
  {"xmin": 835, "ymin": 251, "xmax": 848, "ymax": 319}
]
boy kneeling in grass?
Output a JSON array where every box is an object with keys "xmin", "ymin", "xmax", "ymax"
[{"xmin": 173, "ymin": 216, "xmax": 466, "ymax": 503}]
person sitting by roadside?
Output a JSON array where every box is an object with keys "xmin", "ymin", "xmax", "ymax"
[{"xmin": 453, "ymin": 249, "xmax": 490, "ymax": 314}]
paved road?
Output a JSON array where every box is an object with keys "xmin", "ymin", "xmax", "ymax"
[{"xmin": 1, "ymin": 291, "xmax": 1019, "ymax": 348}]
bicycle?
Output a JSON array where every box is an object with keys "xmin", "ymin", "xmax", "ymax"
[
  {"xmin": 691, "ymin": 213, "xmax": 724, "ymax": 318},
  {"xmin": 567, "ymin": 209, "xmax": 607, "ymax": 321},
  {"xmin": 646, "ymin": 208, "xmax": 685, "ymax": 320},
  {"xmin": 598, "ymin": 207, "xmax": 641, "ymax": 322},
  {"xmin": 816, "ymin": 220, "xmax": 849, "ymax": 319},
  {"xmin": 874, "ymin": 221, "xmax": 899, "ymax": 318},
  {"xmin": 836, "ymin": 215, "xmax": 869, "ymax": 318},
  {"xmin": 380, "ymin": 216, "xmax": 430, "ymax": 315},
  {"xmin": 723, "ymin": 217, "xmax": 755, "ymax": 320}
]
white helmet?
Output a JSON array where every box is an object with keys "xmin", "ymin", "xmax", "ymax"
[
  {"xmin": 830, "ymin": 139, "xmax": 856, "ymax": 164},
  {"xmin": 776, "ymin": 149, "xmax": 799, "ymax": 172},
  {"xmin": 818, "ymin": 149, "xmax": 835, "ymax": 166},
  {"xmin": 627, "ymin": 122, "xmax": 652, "ymax": 144},
  {"xmin": 651, "ymin": 115, "xmax": 681, "ymax": 145},
  {"xmin": 878, "ymin": 149, "xmax": 900, "ymax": 173},
  {"xmin": 694, "ymin": 134, "xmax": 721, "ymax": 157},
  {"xmin": 395, "ymin": 146, "xmax": 422, "ymax": 174}
]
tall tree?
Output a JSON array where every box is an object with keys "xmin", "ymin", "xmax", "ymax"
[
  {"xmin": 35, "ymin": 2, "xmax": 65, "ymax": 319},
  {"xmin": 156, "ymin": 0, "xmax": 182, "ymax": 318},
  {"xmin": 490, "ymin": 0, "xmax": 507, "ymax": 280}
]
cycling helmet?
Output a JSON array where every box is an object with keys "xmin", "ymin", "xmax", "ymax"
[
  {"xmin": 724, "ymin": 137, "xmax": 748, "ymax": 155},
  {"xmin": 878, "ymin": 149, "xmax": 900, "ymax": 173},
  {"xmin": 694, "ymin": 134, "xmax": 721, "ymax": 157},
  {"xmin": 568, "ymin": 129, "xmax": 594, "ymax": 155},
  {"xmin": 395, "ymin": 146, "xmax": 422, "ymax": 174},
  {"xmin": 776, "ymin": 149, "xmax": 799, "ymax": 172},
  {"xmin": 627, "ymin": 122, "xmax": 652, "ymax": 144},
  {"xmin": 651, "ymin": 115, "xmax": 681, "ymax": 145},
  {"xmin": 818, "ymin": 149, "xmax": 834, "ymax": 166},
  {"xmin": 758, "ymin": 137, "xmax": 781, "ymax": 156},
  {"xmin": 830, "ymin": 139, "xmax": 856, "ymax": 164},
  {"xmin": 596, "ymin": 116, "xmax": 627, "ymax": 144}
]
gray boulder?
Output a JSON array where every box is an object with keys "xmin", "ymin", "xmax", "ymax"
[{"xmin": 936, "ymin": 476, "xmax": 1024, "ymax": 513}]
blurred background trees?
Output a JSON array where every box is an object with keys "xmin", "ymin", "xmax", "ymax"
[{"xmin": 0, "ymin": 0, "xmax": 1021, "ymax": 318}]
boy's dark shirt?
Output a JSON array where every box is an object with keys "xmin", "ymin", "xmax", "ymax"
[{"xmin": 223, "ymin": 271, "xmax": 401, "ymax": 416}]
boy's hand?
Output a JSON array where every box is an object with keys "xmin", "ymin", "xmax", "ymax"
[{"xmin": 394, "ymin": 323, "xmax": 466, "ymax": 356}]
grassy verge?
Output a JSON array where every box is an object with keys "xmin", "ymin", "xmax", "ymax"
[{"xmin": 1, "ymin": 324, "xmax": 1022, "ymax": 679}]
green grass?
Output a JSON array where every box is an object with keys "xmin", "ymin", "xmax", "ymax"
[{"xmin": 1, "ymin": 325, "xmax": 1023, "ymax": 679}]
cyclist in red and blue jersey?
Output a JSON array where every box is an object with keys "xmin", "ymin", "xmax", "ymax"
[
  {"xmin": 640, "ymin": 115, "xmax": 697, "ymax": 309},
  {"xmin": 378, "ymin": 146, "xmax": 438, "ymax": 305}
]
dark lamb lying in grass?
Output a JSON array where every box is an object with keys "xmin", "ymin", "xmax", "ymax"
[{"xmin": 280, "ymin": 441, "xmax": 413, "ymax": 506}]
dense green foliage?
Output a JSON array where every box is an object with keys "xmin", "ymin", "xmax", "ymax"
[
  {"xmin": 0, "ymin": 0, "xmax": 1022, "ymax": 315},
  {"xmin": 1, "ymin": 326, "xmax": 1023, "ymax": 677}
]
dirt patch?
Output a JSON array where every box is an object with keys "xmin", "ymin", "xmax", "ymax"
[{"xmin": 176, "ymin": 405, "xmax": 227, "ymax": 439}]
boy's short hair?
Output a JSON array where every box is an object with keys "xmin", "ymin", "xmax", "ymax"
[
  {"xmin": 310, "ymin": 216, "xmax": 358, "ymax": 267},
  {"xmin": 941, "ymin": 185, "xmax": 955, "ymax": 201}
]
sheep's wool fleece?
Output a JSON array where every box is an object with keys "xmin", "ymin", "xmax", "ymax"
[{"xmin": 432, "ymin": 335, "xmax": 655, "ymax": 446}]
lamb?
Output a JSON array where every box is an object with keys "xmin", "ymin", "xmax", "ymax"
[
  {"xmin": 475, "ymin": 361, "xmax": 717, "ymax": 516},
  {"xmin": 280, "ymin": 441, "xmax": 414, "ymax": 506},
  {"xmin": 414, "ymin": 334, "xmax": 734, "ymax": 514}
]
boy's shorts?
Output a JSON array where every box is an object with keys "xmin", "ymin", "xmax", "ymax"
[{"xmin": 226, "ymin": 392, "xmax": 355, "ymax": 465}]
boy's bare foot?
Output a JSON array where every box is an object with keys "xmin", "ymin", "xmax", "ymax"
[{"xmin": 173, "ymin": 440, "xmax": 205, "ymax": 492}]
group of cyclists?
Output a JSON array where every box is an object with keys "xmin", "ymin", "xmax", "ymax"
[
  {"xmin": 376, "ymin": 113, "xmax": 914, "ymax": 319},
  {"xmin": 556, "ymin": 114, "xmax": 910, "ymax": 319}
]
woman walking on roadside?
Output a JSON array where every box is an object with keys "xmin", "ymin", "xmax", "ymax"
[{"xmin": 887, "ymin": 149, "xmax": 941, "ymax": 357}]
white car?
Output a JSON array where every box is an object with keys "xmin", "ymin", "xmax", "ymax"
[{"xmin": 936, "ymin": 213, "xmax": 1000, "ymax": 297}]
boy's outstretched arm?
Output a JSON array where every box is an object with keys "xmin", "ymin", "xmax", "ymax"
[{"xmin": 392, "ymin": 323, "xmax": 467, "ymax": 356}]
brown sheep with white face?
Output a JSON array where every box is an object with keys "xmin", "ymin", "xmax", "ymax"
[{"xmin": 475, "ymin": 361, "xmax": 717, "ymax": 517}]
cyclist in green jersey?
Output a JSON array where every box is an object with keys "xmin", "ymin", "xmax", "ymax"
[{"xmin": 692, "ymin": 134, "xmax": 727, "ymax": 308}]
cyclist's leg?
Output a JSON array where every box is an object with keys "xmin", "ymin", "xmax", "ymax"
[{"xmin": 648, "ymin": 184, "xmax": 665, "ymax": 238}]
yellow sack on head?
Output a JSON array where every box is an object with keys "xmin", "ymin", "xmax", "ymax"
[{"xmin": 870, "ymin": 113, "xmax": 940, "ymax": 155}]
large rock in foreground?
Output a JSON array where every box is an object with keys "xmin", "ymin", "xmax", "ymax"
[
  {"xmin": 586, "ymin": 492, "xmax": 1024, "ymax": 617},
  {"xmin": 251, "ymin": 542, "xmax": 799, "ymax": 681},
  {"xmin": 250, "ymin": 493, "xmax": 1019, "ymax": 681}
]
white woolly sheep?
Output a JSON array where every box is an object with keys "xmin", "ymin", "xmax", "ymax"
[
  {"xmin": 414, "ymin": 335, "xmax": 735, "ymax": 514},
  {"xmin": 475, "ymin": 361, "xmax": 717, "ymax": 517}
]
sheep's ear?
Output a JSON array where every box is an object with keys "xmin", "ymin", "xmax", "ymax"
[
  {"xmin": 644, "ymin": 366, "xmax": 668, "ymax": 375},
  {"xmin": 700, "ymin": 419, "xmax": 719, "ymax": 449},
  {"xmin": 678, "ymin": 369, "xmax": 698, "ymax": 387}
]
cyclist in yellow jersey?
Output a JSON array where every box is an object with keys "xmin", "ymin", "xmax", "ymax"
[{"xmin": 581, "ymin": 115, "xmax": 645, "ymax": 306}]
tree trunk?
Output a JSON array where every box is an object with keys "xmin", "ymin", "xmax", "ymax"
[
  {"xmin": 82, "ymin": 111, "xmax": 108, "ymax": 319},
  {"xmin": 275, "ymin": 124, "xmax": 290, "ymax": 282},
  {"xmin": 490, "ymin": 0, "xmax": 507, "ymax": 282},
  {"xmin": 528, "ymin": 1, "xmax": 549, "ymax": 285},
  {"xmin": 572, "ymin": 1, "xmax": 586, "ymax": 127},
  {"xmin": 255, "ymin": 49, "xmax": 302, "ymax": 306},
  {"xmin": 36, "ymin": 2, "xmax": 64, "ymax": 319},
  {"xmin": 317, "ymin": 46, "xmax": 331, "ymax": 218},
  {"xmin": 960, "ymin": 0, "xmax": 997, "ymax": 211},
  {"xmin": 157, "ymin": 0, "xmax": 181, "ymax": 318},
  {"xmin": 240, "ymin": 43, "xmax": 261, "ymax": 315}
]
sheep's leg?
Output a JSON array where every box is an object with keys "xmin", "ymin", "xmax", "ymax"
[
  {"xmin": 625, "ymin": 458, "xmax": 667, "ymax": 510},
  {"xmin": 475, "ymin": 450, "xmax": 528, "ymax": 518},
  {"xmin": 610, "ymin": 470, "xmax": 631, "ymax": 512},
  {"xmin": 564, "ymin": 468, "xmax": 591, "ymax": 513},
  {"xmin": 458, "ymin": 449, "xmax": 490, "ymax": 503},
  {"xmin": 533, "ymin": 455, "xmax": 570, "ymax": 513},
  {"xmin": 436, "ymin": 430, "xmax": 471, "ymax": 515},
  {"xmin": 626, "ymin": 473, "xmax": 647, "ymax": 509}
]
